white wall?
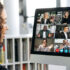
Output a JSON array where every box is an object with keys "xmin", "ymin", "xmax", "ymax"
[
  {"xmin": 67, "ymin": 0, "xmax": 70, "ymax": 7},
  {"xmin": 4, "ymin": 0, "xmax": 20, "ymax": 37},
  {"xmin": 48, "ymin": 65, "xmax": 66, "ymax": 70}
]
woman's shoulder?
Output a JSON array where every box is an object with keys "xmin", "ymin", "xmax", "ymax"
[{"xmin": 39, "ymin": 44, "xmax": 43, "ymax": 47}]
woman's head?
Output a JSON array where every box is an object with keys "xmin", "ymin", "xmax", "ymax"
[
  {"xmin": 42, "ymin": 39, "xmax": 47, "ymax": 47},
  {"xmin": 0, "ymin": 2, "xmax": 3, "ymax": 14},
  {"xmin": 44, "ymin": 12, "xmax": 49, "ymax": 19},
  {"xmin": 0, "ymin": 2, "xmax": 8, "ymax": 44},
  {"xmin": 0, "ymin": 2, "xmax": 4, "ymax": 24},
  {"xmin": 64, "ymin": 11, "xmax": 69, "ymax": 18}
]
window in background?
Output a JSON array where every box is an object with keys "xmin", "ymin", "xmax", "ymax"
[
  {"xmin": 19, "ymin": 0, "xmax": 57, "ymax": 35},
  {"xmin": 61, "ymin": 0, "xmax": 67, "ymax": 7},
  {"xmin": 19, "ymin": 0, "xmax": 29, "ymax": 34}
]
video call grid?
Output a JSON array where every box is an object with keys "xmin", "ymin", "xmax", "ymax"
[{"xmin": 34, "ymin": 10, "xmax": 70, "ymax": 53}]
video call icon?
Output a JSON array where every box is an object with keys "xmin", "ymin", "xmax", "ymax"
[
  {"xmin": 64, "ymin": 49, "xmax": 68, "ymax": 53},
  {"xmin": 56, "ymin": 49, "xmax": 59, "ymax": 53},
  {"xmin": 59, "ymin": 49, "xmax": 63, "ymax": 53}
]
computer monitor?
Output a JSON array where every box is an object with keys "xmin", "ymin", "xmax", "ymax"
[{"xmin": 30, "ymin": 7, "xmax": 70, "ymax": 69}]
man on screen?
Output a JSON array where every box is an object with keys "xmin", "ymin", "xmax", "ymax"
[
  {"xmin": 0, "ymin": 2, "xmax": 8, "ymax": 70},
  {"xmin": 55, "ymin": 40, "xmax": 70, "ymax": 53},
  {"xmin": 60, "ymin": 40, "xmax": 70, "ymax": 49},
  {"xmin": 55, "ymin": 25, "xmax": 70, "ymax": 39},
  {"xmin": 37, "ymin": 26, "xmax": 51, "ymax": 38},
  {"xmin": 60, "ymin": 25, "xmax": 70, "ymax": 39}
]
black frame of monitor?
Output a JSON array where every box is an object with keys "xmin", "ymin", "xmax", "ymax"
[{"xmin": 31, "ymin": 7, "xmax": 70, "ymax": 57}]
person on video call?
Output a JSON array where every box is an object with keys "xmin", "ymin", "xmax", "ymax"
[
  {"xmin": 55, "ymin": 25, "xmax": 70, "ymax": 39},
  {"xmin": 0, "ymin": 2, "xmax": 8, "ymax": 70},
  {"xmin": 59, "ymin": 40, "xmax": 70, "ymax": 49},
  {"xmin": 41, "ymin": 12, "xmax": 50, "ymax": 24},
  {"xmin": 37, "ymin": 26, "xmax": 51, "ymax": 38},
  {"xmin": 60, "ymin": 25, "xmax": 70, "ymax": 39},
  {"xmin": 37, "ymin": 39, "xmax": 53, "ymax": 52},
  {"xmin": 49, "ymin": 16, "xmax": 55, "ymax": 25},
  {"xmin": 62, "ymin": 11, "xmax": 70, "ymax": 24}
]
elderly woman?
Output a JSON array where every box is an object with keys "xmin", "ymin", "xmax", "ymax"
[{"xmin": 0, "ymin": 2, "xmax": 8, "ymax": 70}]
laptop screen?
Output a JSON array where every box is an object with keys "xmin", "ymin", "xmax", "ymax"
[{"xmin": 31, "ymin": 7, "xmax": 70, "ymax": 57}]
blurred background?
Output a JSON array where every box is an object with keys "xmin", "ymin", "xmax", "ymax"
[
  {"xmin": 1, "ymin": 0, "xmax": 70, "ymax": 70},
  {"xmin": 3, "ymin": 0, "xmax": 70, "ymax": 37}
]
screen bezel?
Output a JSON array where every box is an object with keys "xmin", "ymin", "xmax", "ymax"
[{"xmin": 31, "ymin": 7, "xmax": 70, "ymax": 57}]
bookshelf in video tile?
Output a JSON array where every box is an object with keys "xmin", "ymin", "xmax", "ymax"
[{"xmin": 34, "ymin": 10, "xmax": 70, "ymax": 54}]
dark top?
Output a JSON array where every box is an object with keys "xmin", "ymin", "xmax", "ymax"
[
  {"xmin": 41, "ymin": 18, "xmax": 50, "ymax": 24},
  {"xmin": 62, "ymin": 17, "xmax": 70, "ymax": 24},
  {"xmin": 60, "ymin": 32, "xmax": 70, "ymax": 39},
  {"xmin": 55, "ymin": 32, "xmax": 70, "ymax": 39},
  {"xmin": 38, "ymin": 30, "xmax": 50, "ymax": 38}
]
